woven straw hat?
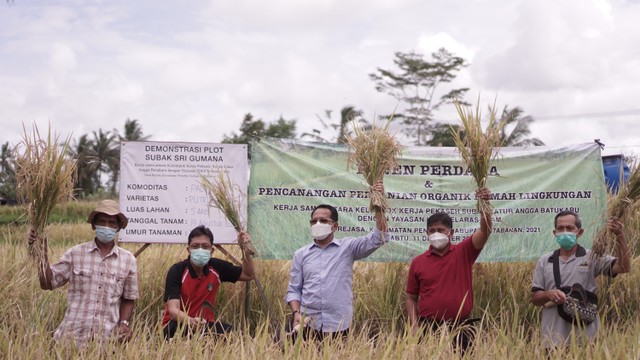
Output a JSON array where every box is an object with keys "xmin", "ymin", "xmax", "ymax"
[{"xmin": 87, "ymin": 199, "xmax": 128, "ymax": 229}]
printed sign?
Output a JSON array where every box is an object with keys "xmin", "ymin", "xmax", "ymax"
[
  {"xmin": 248, "ymin": 139, "xmax": 607, "ymax": 262},
  {"xmin": 119, "ymin": 141, "xmax": 248, "ymax": 244}
]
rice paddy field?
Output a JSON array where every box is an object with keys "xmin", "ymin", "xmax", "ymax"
[{"xmin": 1, "ymin": 201, "xmax": 640, "ymax": 359}]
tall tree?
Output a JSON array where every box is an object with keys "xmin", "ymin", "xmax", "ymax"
[
  {"xmin": 498, "ymin": 106, "xmax": 545, "ymax": 147},
  {"xmin": 223, "ymin": 113, "xmax": 297, "ymax": 144},
  {"xmin": 370, "ymin": 48, "xmax": 468, "ymax": 145},
  {"xmin": 69, "ymin": 134, "xmax": 98, "ymax": 198},
  {"xmin": 111, "ymin": 118, "xmax": 151, "ymax": 195},
  {"xmin": 301, "ymin": 106, "xmax": 364, "ymax": 144},
  {"xmin": 90, "ymin": 129, "xmax": 119, "ymax": 194},
  {"xmin": 116, "ymin": 118, "xmax": 151, "ymax": 142}
]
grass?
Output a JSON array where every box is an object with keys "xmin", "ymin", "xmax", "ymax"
[{"xmin": 1, "ymin": 201, "xmax": 640, "ymax": 359}]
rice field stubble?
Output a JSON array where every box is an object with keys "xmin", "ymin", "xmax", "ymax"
[{"xmin": 1, "ymin": 204, "xmax": 640, "ymax": 359}]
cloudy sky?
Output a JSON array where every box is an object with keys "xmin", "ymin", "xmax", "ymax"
[{"xmin": 2, "ymin": 0, "xmax": 640, "ymax": 157}]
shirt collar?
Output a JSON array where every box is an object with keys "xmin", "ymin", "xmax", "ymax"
[
  {"xmin": 425, "ymin": 243, "xmax": 455, "ymax": 257},
  {"xmin": 309, "ymin": 238, "xmax": 340, "ymax": 250},
  {"xmin": 87, "ymin": 240, "xmax": 118, "ymax": 257}
]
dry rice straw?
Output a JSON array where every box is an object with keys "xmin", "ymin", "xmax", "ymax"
[
  {"xmin": 451, "ymin": 98, "xmax": 504, "ymax": 218},
  {"xmin": 591, "ymin": 161, "xmax": 640, "ymax": 257},
  {"xmin": 199, "ymin": 170, "xmax": 256, "ymax": 257},
  {"xmin": 15, "ymin": 124, "xmax": 76, "ymax": 269},
  {"xmin": 345, "ymin": 118, "xmax": 403, "ymax": 235}
]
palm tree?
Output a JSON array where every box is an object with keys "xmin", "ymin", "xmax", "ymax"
[
  {"xmin": 116, "ymin": 118, "xmax": 151, "ymax": 142},
  {"xmin": 90, "ymin": 129, "xmax": 119, "ymax": 194},
  {"xmin": 301, "ymin": 106, "xmax": 365, "ymax": 143},
  {"xmin": 498, "ymin": 106, "xmax": 544, "ymax": 147},
  {"xmin": 69, "ymin": 134, "xmax": 99, "ymax": 198}
]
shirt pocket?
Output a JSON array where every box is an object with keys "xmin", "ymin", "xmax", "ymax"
[
  {"xmin": 70, "ymin": 268, "xmax": 93, "ymax": 294},
  {"xmin": 107, "ymin": 271, "xmax": 126, "ymax": 297}
]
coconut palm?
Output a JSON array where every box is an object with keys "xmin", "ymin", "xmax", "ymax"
[
  {"xmin": 69, "ymin": 134, "xmax": 98, "ymax": 198},
  {"xmin": 116, "ymin": 118, "xmax": 151, "ymax": 142},
  {"xmin": 499, "ymin": 106, "xmax": 544, "ymax": 147},
  {"xmin": 90, "ymin": 129, "xmax": 118, "ymax": 194},
  {"xmin": 301, "ymin": 106, "xmax": 366, "ymax": 144}
]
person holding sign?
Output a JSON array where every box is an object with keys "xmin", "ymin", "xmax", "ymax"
[
  {"xmin": 285, "ymin": 180, "xmax": 389, "ymax": 340},
  {"xmin": 34, "ymin": 200, "xmax": 138, "ymax": 346},
  {"xmin": 405, "ymin": 188, "xmax": 492, "ymax": 354},
  {"xmin": 530, "ymin": 210, "xmax": 630, "ymax": 348},
  {"xmin": 161, "ymin": 225, "xmax": 255, "ymax": 339}
]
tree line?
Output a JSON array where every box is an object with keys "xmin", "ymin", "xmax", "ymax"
[{"xmin": 0, "ymin": 48, "xmax": 543, "ymax": 202}]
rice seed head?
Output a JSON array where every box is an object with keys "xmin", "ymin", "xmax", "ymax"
[
  {"xmin": 345, "ymin": 117, "xmax": 403, "ymax": 212},
  {"xmin": 198, "ymin": 169, "xmax": 257, "ymax": 256},
  {"xmin": 592, "ymin": 161, "xmax": 640, "ymax": 257},
  {"xmin": 14, "ymin": 123, "xmax": 77, "ymax": 261},
  {"xmin": 451, "ymin": 96, "xmax": 505, "ymax": 213}
]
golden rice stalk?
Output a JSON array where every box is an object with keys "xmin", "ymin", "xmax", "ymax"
[
  {"xmin": 591, "ymin": 161, "xmax": 640, "ymax": 257},
  {"xmin": 345, "ymin": 118, "xmax": 403, "ymax": 233},
  {"xmin": 199, "ymin": 170, "xmax": 257, "ymax": 257},
  {"xmin": 451, "ymin": 98, "xmax": 504, "ymax": 217},
  {"xmin": 14, "ymin": 124, "xmax": 77, "ymax": 265}
]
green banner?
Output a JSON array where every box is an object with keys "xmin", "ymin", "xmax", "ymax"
[{"xmin": 248, "ymin": 138, "xmax": 607, "ymax": 262}]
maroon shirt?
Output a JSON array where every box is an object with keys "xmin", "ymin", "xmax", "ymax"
[
  {"xmin": 162, "ymin": 257, "xmax": 241, "ymax": 326},
  {"xmin": 406, "ymin": 235, "xmax": 481, "ymax": 321}
]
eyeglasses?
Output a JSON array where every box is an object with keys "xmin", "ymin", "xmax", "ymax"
[
  {"xmin": 189, "ymin": 244, "xmax": 213, "ymax": 250},
  {"xmin": 309, "ymin": 218, "xmax": 335, "ymax": 225}
]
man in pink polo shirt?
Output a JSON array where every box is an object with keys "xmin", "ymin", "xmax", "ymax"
[{"xmin": 405, "ymin": 188, "xmax": 492, "ymax": 354}]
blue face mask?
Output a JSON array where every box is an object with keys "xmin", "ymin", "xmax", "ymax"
[
  {"xmin": 555, "ymin": 232, "xmax": 577, "ymax": 250},
  {"xmin": 95, "ymin": 226, "xmax": 117, "ymax": 243},
  {"xmin": 190, "ymin": 248, "xmax": 211, "ymax": 267}
]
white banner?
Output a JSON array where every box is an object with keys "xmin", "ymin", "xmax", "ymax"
[{"xmin": 119, "ymin": 141, "xmax": 248, "ymax": 244}]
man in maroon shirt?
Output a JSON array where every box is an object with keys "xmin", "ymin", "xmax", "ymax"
[
  {"xmin": 162, "ymin": 225, "xmax": 255, "ymax": 339},
  {"xmin": 405, "ymin": 188, "xmax": 492, "ymax": 354}
]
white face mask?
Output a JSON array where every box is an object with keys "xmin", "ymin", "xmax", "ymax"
[
  {"xmin": 311, "ymin": 222, "xmax": 333, "ymax": 241},
  {"xmin": 428, "ymin": 232, "xmax": 450, "ymax": 250}
]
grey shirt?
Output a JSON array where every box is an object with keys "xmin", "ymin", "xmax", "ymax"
[{"xmin": 531, "ymin": 246, "xmax": 616, "ymax": 348}]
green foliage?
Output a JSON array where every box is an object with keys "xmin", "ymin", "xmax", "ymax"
[
  {"xmin": 0, "ymin": 141, "xmax": 16, "ymax": 201},
  {"xmin": 223, "ymin": 113, "xmax": 297, "ymax": 144},
  {"xmin": 370, "ymin": 48, "xmax": 469, "ymax": 145}
]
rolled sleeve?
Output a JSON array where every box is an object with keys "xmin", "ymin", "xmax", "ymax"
[
  {"xmin": 50, "ymin": 250, "xmax": 73, "ymax": 290},
  {"xmin": 531, "ymin": 256, "xmax": 547, "ymax": 292}
]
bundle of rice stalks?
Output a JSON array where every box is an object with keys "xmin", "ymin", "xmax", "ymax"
[
  {"xmin": 591, "ymin": 162, "xmax": 640, "ymax": 257},
  {"xmin": 345, "ymin": 118, "xmax": 403, "ymax": 234},
  {"xmin": 199, "ymin": 170, "xmax": 257, "ymax": 257},
  {"xmin": 451, "ymin": 99, "xmax": 505, "ymax": 216},
  {"xmin": 14, "ymin": 124, "xmax": 76, "ymax": 265}
]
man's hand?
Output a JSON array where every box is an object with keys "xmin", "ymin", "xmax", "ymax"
[
  {"xmin": 608, "ymin": 217, "xmax": 624, "ymax": 237},
  {"xmin": 117, "ymin": 321, "xmax": 133, "ymax": 343},
  {"xmin": 475, "ymin": 187, "xmax": 491, "ymax": 201},
  {"xmin": 546, "ymin": 289, "xmax": 567, "ymax": 305},
  {"xmin": 372, "ymin": 180, "xmax": 384, "ymax": 194},
  {"xmin": 188, "ymin": 316, "xmax": 207, "ymax": 329},
  {"xmin": 237, "ymin": 230, "xmax": 256, "ymax": 257}
]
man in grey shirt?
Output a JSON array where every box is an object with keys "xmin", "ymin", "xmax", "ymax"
[
  {"xmin": 530, "ymin": 210, "xmax": 630, "ymax": 348},
  {"xmin": 285, "ymin": 181, "xmax": 388, "ymax": 339}
]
